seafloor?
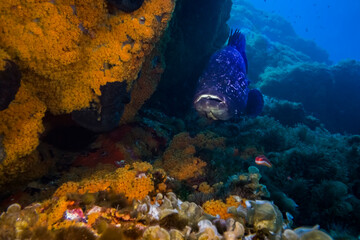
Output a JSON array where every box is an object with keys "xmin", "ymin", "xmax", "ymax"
[{"xmin": 0, "ymin": 0, "xmax": 359, "ymax": 239}]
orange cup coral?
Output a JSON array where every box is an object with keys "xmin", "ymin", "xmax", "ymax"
[
  {"xmin": 53, "ymin": 162, "xmax": 156, "ymax": 202},
  {"xmin": 155, "ymin": 132, "xmax": 224, "ymax": 181},
  {"xmin": 0, "ymin": 0, "xmax": 176, "ymax": 186}
]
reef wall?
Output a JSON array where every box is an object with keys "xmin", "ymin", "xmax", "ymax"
[
  {"xmin": 259, "ymin": 60, "xmax": 360, "ymax": 134},
  {"xmin": 0, "ymin": 0, "xmax": 175, "ymax": 189},
  {"xmin": 227, "ymin": 0, "xmax": 360, "ymax": 134},
  {"xmin": 228, "ymin": 0, "xmax": 330, "ymax": 65},
  {"xmin": 147, "ymin": 0, "xmax": 233, "ymax": 116}
]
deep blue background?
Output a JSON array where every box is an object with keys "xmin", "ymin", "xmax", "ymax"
[{"xmin": 245, "ymin": 0, "xmax": 360, "ymax": 63}]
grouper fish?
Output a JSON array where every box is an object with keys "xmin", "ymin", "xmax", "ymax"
[{"xmin": 194, "ymin": 29, "xmax": 264, "ymax": 120}]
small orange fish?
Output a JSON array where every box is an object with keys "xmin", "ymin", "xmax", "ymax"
[{"xmin": 255, "ymin": 155, "xmax": 272, "ymax": 168}]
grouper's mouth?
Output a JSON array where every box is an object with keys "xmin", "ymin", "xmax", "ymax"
[{"xmin": 194, "ymin": 94, "xmax": 231, "ymax": 120}]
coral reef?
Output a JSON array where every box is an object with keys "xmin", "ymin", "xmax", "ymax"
[
  {"xmin": 262, "ymin": 97, "xmax": 321, "ymax": 129},
  {"xmin": 71, "ymin": 122, "xmax": 167, "ymax": 168},
  {"xmin": 224, "ymin": 1, "xmax": 360, "ymax": 134},
  {"xmin": 203, "ymin": 199, "xmax": 233, "ymax": 219},
  {"xmin": 189, "ymin": 113, "xmax": 360, "ymax": 236},
  {"xmin": 1, "ymin": 0, "xmax": 359, "ymax": 239},
  {"xmin": 71, "ymin": 81, "xmax": 130, "ymax": 132},
  {"xmin": 0, "ymin": 50, "xmax": 21, "ymax": 111},
  {"xmin": 202, "ymin": 196, "xmax": 245, "ymax": 220},
  {"xmin": 0, "ymin": 85, "xmax": 49, "ymax": 189},
  {"xmin": 0, "ymin": 85, "xmax": 46, "ymax": 163},
  {"xmin": 107, "ymin": 0, "xmax": 145, "ymax": 13},
  {"xmin": 155, "ymin": 132, "xmax": 225, "ymax": 181},
  {"xmin": 217, "ymin": 0, "xmax": 332, "ymax": 88},
  {"xmin": 259, "ymin": 60, "xmax": 360, "ymax": 134},
  {"xmin": 0, "ymin": 191, "xmax": 333, "ymax": 239},
  {"xmin": 228, "ymin": 0, "xmax": 330, "ymax": 65},
  {"xmin": 198, "ymin": 182, "xmax": 214, "ymax": 194},
  {"xmin": 1, "ymin": 108, "xmax": 356, "ymax": 237},
  {"xmin": 0, "ymin": 0, "xmax": 175, "ymax": 114},
  {"xmin": 53, "ymin": 162, "xmax": 158, "ymax": 202},
  {"xmin": 0, "ymin": 0, "xmax": 175, "ymax": 187},
  {"xmin": 120, "ymin": 46, "xmax": 165, "ymax": 124},
  {"xmin": 222, "ymin": 167, "xmax": 270, "ymax": 200}
]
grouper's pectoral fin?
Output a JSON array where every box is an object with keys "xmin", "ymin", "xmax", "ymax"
[{"xmin": 246, "ymin": 89, "xmax": 264, "ymax": 117}]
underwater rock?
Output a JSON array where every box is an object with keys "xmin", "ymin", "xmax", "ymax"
[
  {"xmin": 271, "ymin": 191, "xmax": 298, "ymax": 215},
  {"xmin": 197, "ymin": 219, "xmax": 221, "ymax": 238},
  {"xmin": 132, "ymin": 192, "xmax": 204, "ymax": 228},
  {"xmin": 179, "ymin": 201, "xmax": 204, "ymax": 224},
  {"xmin": 247, "ymin": 200, "xmax": 283, "ymax": 233},
  {"xmin": 54, "ymin": 162, "xmax": 157, "ymax": 202},
  {"xmin": 0, "ymin": 191, "xmax": 336, "ymax": 239},
  {"xmin": 197, "ymin": 113, "xmax": 356, "ymax": 233},
  {"xmin": 107, "ymin": 0, "xmax": 144, "ymax": 13},
  {"xmin": 314, "ymin": 181, "xmax": 348, "ymax": 207},
  {"xmin": 293, "ymin": 225, "xmax": 333, "ymax": 240},
  {"xmin": 43, "ymin": 124, "xmax": 97, "ymax": 151},
  {"xmin": 223, "ymin": 166, "xmax": 270, "ymax": 199},
  {"xmin": 299, "ymin": 230, "xmax": 333, "ymax": 240},
  {"xmin": 228, "ymin": 0, "xmax": 330, "ymax": 65},
  {"xmin": 138, "ymin": 109, "xmax": 186, "ymax": 141},
  {"xmin": 72, "ymin": 81, "xmax": 130, "ymax": 132},
  {"xmin": 0, "ymin": 135, "xmax": 4, "ymax": 163},
  {"xmin": 169, "ymin": 229, "xmax": 185, "ymax": 240},
  {"xmin": 223, "ymin": 219, "xmax": 245, "ymax": 240},
  {"xmin": 156, "ymin": 131, "xmax": 224, "ymax": 181},
  {"xmin": 120, "ymin": 48, "xmax": 166, "ymax": 124},
  {"xmin": 0, "ymin": 0, "xmax": 175, "ymax": 116},
  {"xmin": 0, "ymin": 0, "xmax": 175, "ymax": 189},
  {"xmin": 241, "ymin": 30, "xmax": 313, "ymax": 83},
  {"xmin": 0, "ymin": 59, "xmax": 21, "ymax": 111},
  {"xmin": 228, "ymin": 204, "xmax": 247, "ymax": 223},
  {"xmin": 263, "ymin": 97, "xmax": 321, "ymax": 129},
  {"xmin": 57, "ymin": 226, "xmax": 97, "ymax": 240},
  {"xmin": 143, "ymin": 225, "xmax": 170, "ymax": 240},
  {"xmin": 0, "ymin": 203, "xmax": 39, "ymax": 239},
  {"xmin": 148, "ymin": 0, "xmax": 232, "ymax": 116},
  {"xmin": 0, "ymin": 121, "xmax": 48, "ymax": 192},
  {"xmin": 282, "ymin": 229, "xmax": 299, "ymax": 240},
  {"xmin": 311, "ymin": 180, "xmax": 354, "ymax": 218},
  {"xmin": 259, "ymin": 60, "xmax": 360, "ymax": 134}
]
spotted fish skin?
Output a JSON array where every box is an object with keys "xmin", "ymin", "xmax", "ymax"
[{"xmin": 194, "ymin": 30, "xmax": 263, "ymax": 120}]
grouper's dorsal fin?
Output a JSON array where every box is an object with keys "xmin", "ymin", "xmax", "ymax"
[{"xmin": 228, "ymin": 29, "xmax": 248, "ymax": 73}]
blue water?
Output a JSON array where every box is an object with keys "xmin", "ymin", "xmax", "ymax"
[{"xmin": 246, "ymin": 0, "xmax": 360, "ymax": 63}]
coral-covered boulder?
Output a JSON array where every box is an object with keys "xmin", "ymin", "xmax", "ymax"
[
  {"xmin": 263, "ymin": 97, "xmax": 321, "ymax": 129},
  {"xmin": 0, "ymin": 0, "xmax": 175, "ymax": 188},
  {"xmin": 228, "ymin": 0, "xmax": 330, "ymax": 65},
  {"xmin": 0, "ymin": 52, "xmax": 21, "ymax": 111},
  {"xmin": 259, "ymin": 60, "xmax": 360, "ymax": 134}
]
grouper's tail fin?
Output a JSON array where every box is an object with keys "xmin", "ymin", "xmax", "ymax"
[{"xmin": 228, "ymin": 29, "xmax": 248, "ymax": 72}]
